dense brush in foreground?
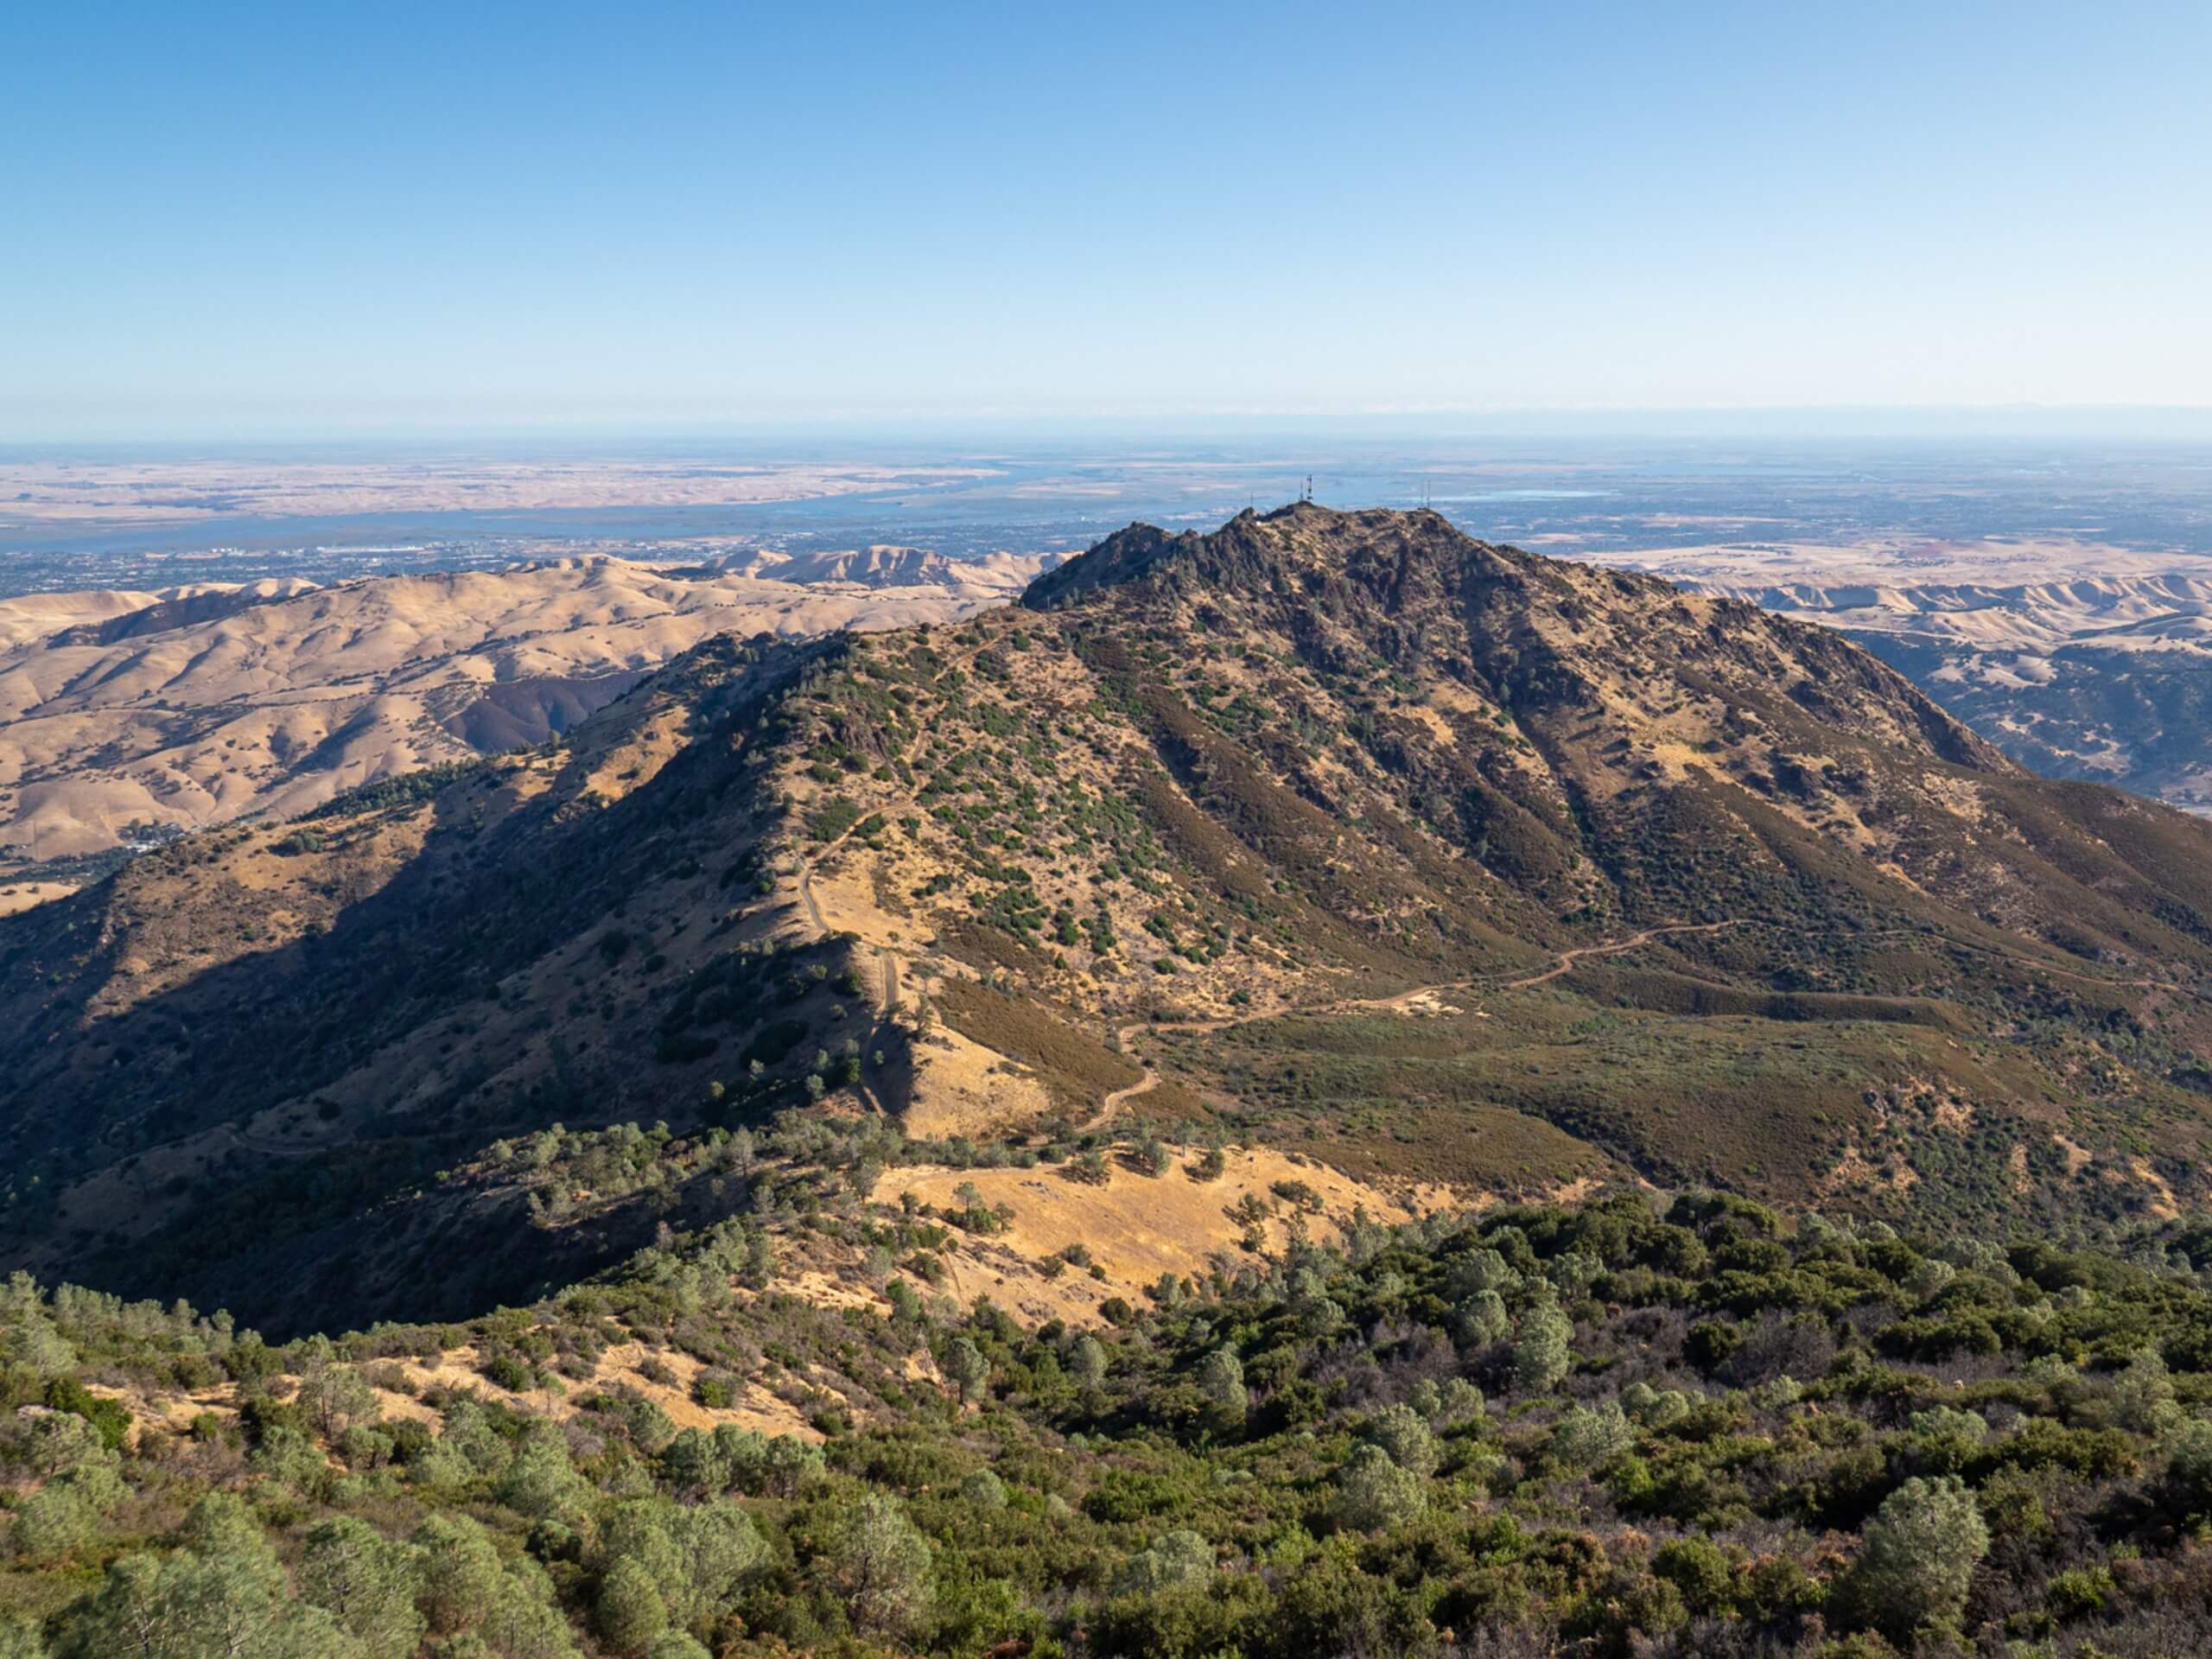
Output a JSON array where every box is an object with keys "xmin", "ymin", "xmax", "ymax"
[{"xmin": 11, "ymin": 1185, "xmax": 2212, "ymax": 1657}]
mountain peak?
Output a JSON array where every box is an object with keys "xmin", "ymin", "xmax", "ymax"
[
  {"xmin": 1021, "ymin": 500, "xmax": 1498, "ymax": 613},
  {"xmin": 1023, "ymin": 504, "xmax": 1998, "ymax": 771},
  {"xmin": 14, "ymin": 505, "xmax": 2212, "ymax": 1336}
]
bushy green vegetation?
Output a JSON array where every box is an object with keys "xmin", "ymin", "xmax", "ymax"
[
  {"xmin": 307, "ymin": 759, "xmax": 494, "ymax": 820},
  {"xmin": 19, "ymin": 509, "xmax": 2212, "ymax": 1357},
  {"xmin": 16, "ymin": 1190, "xmax": 2212, "ymax": 1655},
  {"xmin": 1169, "ymin": 982, "xmax": 2194, "ymax": 1238},
  {"xmin": 25, "ymin": 508, "xmax": 2212, "ymax": 1659}
]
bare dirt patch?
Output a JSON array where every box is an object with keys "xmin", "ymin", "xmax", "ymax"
[
  {"xmin": 873, "ymin": 1149, "xmax": 1450, "ymax": 1325},
  {"xmin": 899, "ymin": 1025, "xmax": 1061, "ymax": 1140},
  {"xmin": 2124, "ymin": 1156, "xmax": 2182, "ymax": 1221},
  {"xmin": 111, "ymin": 1338, "xmax": 824, "ymax": 1452}
]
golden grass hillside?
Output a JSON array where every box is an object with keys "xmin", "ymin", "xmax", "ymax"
[{"xmin": 0, "ymin": 552, "xmax": 1040, "ymax": 875}]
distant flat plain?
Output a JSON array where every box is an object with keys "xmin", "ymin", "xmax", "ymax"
[
  {"xmin": 4, "ymin": 435, "xmax": 2212, "ymax": 855},
  {"xmin": 0, "ymin": 454, "xmax": 996, "ymax": 524},
  {"xmin": 5, "ymin": 435, "xmax": 2209, "ymax": 592}
]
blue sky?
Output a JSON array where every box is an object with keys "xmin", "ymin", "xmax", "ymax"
[{"xmin": 3, "ymin": 1, "xmax": 2208, "ymax": 438}]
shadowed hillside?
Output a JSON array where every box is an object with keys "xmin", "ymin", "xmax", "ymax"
[
  {"xmin": 0, "ymin": 552, "xmax": 1040, "ymax": 878},
  {"xmin": 11, "ymin": 506, "xmax": 2212, "ymax": 1335}
]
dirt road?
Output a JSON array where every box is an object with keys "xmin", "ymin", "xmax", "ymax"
[
  {"xmin": 1493, "ymin": 920, "xmax": 1744, "ymax": 990},
  {"xmin": 1083, "ymin": 919, "xmax": 1745, "ymax": 1134}
]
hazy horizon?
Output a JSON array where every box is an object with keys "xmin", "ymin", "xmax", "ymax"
[
  {"xmin": 7, "ymin": 2, "xmax": 2208, "ymax": 440},
  {"xmin": 10, "ymin": 407, "xmax": 2212, "ymax": 451}
]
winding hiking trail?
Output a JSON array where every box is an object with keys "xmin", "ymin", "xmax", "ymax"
[
  {"xmin": 1083, "ymin": 919, "xmax": 1746, "ymax": 1134},
  {"xmin": 1847, "ymin": 923, "xmax": 2212, "ymax": 1004},
  {"xmin": 1489, "ymin": 919, "xmax": 1744, "ymax": 991},
  {"xmin": 1091, "ymin": 1045, "xmax": 1169, "ymax": 1131},
  {"xmin": 794, "ymin": 851, "xmax": 905, "ymax": 1116},
  {"xmin": 796, "ymin": 863, "xmax": 828, "ymax": 933}
]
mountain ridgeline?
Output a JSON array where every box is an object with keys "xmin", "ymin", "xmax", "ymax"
[
  {"xmin": 0, "ymin": 551, "xmax": 1039, "ymax": 874},
  {"xmin": 9, "ymin": 504, "xmax": 2212, "ymax": 1334}
]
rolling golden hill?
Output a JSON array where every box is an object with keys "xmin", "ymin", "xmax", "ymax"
[{"xmin": 0, "ymin": 551, "xmax": 1043, "ymax": 879}]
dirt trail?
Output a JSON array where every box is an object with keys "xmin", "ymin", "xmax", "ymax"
[
  {"xmin": 795, "ymin": 854, "xmax": 904, "ymax": 1010},
  {"xmin": 211, "ymin": 1122, "xmax": 327, "ymax": 1160},
  {"xmin": 1084, "ymin": 919, "xmax": 1745, "ymax": 1134},
  {"xmin": 1909, "ymin": 931, "xmax": 2205, "ymax": 1001},
  {"xmin": 797, "ymin": 864, "xmax": 828, "ymax": 932},
  {"xmin": 1738, "ymin": 916, "xmax": 2212, "ymax": 1005},
  {"xmin": 856, "ymin": 942, "xmax": 901, "ymax": 1117},
  {"xmin": 794, "ymin": 846, "xmax": 907, "ymax": 1117},
  {"xmin": 1090, "ymin": 1045, "xmax": 1166, "ymax": 1130},
  {"xmin": 1492, "ymin": 919, "xmax": 1743, "ymax": 990}
]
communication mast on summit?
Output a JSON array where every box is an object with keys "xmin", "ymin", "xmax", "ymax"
[{"xmin": 1301, "ymin": 474, "xmax": 1314, "ymax": 503}]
